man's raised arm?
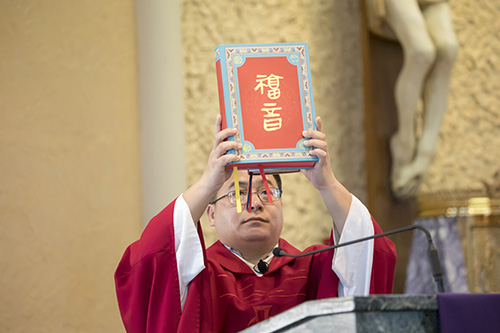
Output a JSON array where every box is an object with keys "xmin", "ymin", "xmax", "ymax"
[
  {"xmin": 183, "ymin": 114, "xmax": 241, "ymax": 224},
  {"xmin": 301, "ymin": 116, "xmax": 352, "ymax": 234}
]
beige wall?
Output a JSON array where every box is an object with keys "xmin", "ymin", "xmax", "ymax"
[{"xmin": 0, "ymin": 1, "xmax": 141, "ymax": 332}]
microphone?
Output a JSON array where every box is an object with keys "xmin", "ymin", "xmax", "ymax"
[
  {"xmin": 254, "ymin": 260, "xmax": 269, "ymax": 274},
  {"xmin": 273, "ymin": 225, "xmax": 445, "ymax": 293}
]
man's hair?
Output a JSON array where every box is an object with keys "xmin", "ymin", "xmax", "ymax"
[{"xmin": 272, "ymin": 174, "xmax": 282, "ymax": 192}]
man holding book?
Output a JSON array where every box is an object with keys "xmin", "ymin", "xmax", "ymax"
[{"xmin": 115, "ymin": 115, "xmax": 396, "ymax": 332}]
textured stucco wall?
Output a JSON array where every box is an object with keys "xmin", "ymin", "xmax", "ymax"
[
  {"xmin": 182, "ymin": 0, "xmax": 367, "ymax": 248},
  {"xmin": 421, "ymin": 0, "xmax": 500, "ymax": 196},
  {"xmin": 0, "ymin": 1, "xmax": 140, "ymax": 332},
  {"xmin": 182, "ymin": 0, "xmax": 500, "ymax": 249}
]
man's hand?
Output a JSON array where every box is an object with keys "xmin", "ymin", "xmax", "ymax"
[
  {"xmin": 183, "ymin": 115, "xmax": 241, "ymax": 223},
  {"xmin": 199, "ymin": 114, "xmax": 241, "ymax": 193},
  {"xmin": 301, "ymin": 116, "xmax": 336, "ymax": 191},
  {"xmin": 301, "ymin": 116, "xmax": 352, "ymax": 233}
]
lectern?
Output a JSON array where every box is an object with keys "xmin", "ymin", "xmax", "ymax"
[{"xmin": 240, "ymin": 295, "xmax": 438, "ymax": 333}]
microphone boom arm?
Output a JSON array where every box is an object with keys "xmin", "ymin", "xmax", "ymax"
[{"xmin": 273, "ymin": 224, "xmax": 445, "ymax": 293}]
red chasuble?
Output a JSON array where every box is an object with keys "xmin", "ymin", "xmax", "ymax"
[{"xmin": 115, "ymin": 198, "xmax": 396, "ymax": 333}]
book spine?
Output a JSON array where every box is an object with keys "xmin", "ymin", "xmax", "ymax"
[{"xmin": 215, "ymin": 46, "xmax": 237, "ymax": 155}]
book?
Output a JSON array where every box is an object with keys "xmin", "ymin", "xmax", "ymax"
[{"xmin": 215, "ymin": 43, "xmax": 318, "ymax": 174}]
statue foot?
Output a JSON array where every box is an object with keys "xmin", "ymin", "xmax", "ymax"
[
  {"xmin": 391, "ymin": 164, "xmax": 424, "ymax": 200},
  {"xmin": 391, "ymin": 151, "xmax": 434, "ymax": 200}
]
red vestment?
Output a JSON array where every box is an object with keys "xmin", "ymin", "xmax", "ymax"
[{"xmin": 115, "ymin": 198, "xmax": 396, "ymax": 332}]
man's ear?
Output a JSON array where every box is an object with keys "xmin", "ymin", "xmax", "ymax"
[{"xmin": 206, "ymin": 204, "xmax": 216, "ymax": 227}]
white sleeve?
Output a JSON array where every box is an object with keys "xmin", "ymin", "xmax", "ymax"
[
  {"xmin": 173, "ymin": 194, "xmax": 205, "ymax": 310},
  {"xmin": 332, "ymin": 194, "xmax": 374, "ymax": 297}
]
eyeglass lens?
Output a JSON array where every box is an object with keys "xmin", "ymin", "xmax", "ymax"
[{"xmin": 228, "ymin": 188, "xmax": 279, "ymax": 205}]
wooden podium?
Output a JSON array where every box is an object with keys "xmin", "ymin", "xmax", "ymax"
[{"xmin": 240, "ymin": 295, "xmax": 438, "ymax": 332}]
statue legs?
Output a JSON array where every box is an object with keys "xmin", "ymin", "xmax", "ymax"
[{"xmin": 385, "ymin": 0, "xmax": 458, "ymax": 199}]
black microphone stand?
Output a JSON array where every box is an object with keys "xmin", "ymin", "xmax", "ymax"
[{"xmin": 273, "ymin": 224, "xmax": 445, "ymax": 293}]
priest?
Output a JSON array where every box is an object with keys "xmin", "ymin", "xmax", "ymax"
[{"xmin": 115, "ymin": 115, "xmax": 397, "ymax": 332}]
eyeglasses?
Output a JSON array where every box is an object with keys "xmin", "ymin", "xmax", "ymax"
[{"xmin": 210, "ymin": 187, "xmax": 282, "ymax": 206}]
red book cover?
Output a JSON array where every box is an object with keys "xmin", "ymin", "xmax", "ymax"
[{"xmin": 215, "ymin": 43, "xmax": 318, "ymax": 173}]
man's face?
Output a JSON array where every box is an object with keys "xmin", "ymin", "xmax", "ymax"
[{"xmin": 207, "ymin": 171, "xmax": 284, "ymax": 251}]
